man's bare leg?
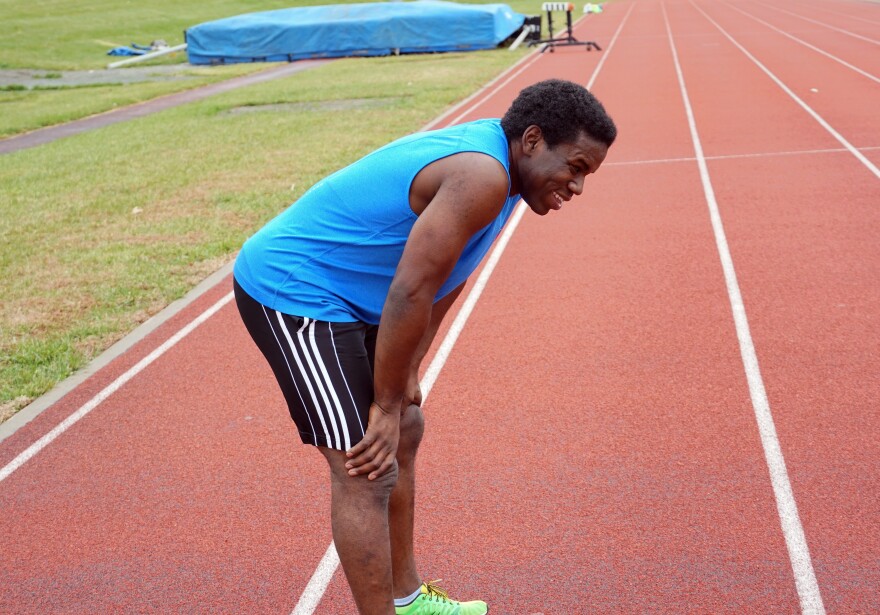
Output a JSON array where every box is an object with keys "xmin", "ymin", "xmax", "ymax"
[
  {"xmin": 320, "ymin": 447, "xmax": 399, "ymax": 615},
  {"xmin": 389, "ymin": 404, "xmax": 425, "ymax": 599}
]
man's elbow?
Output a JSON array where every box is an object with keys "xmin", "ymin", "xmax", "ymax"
[{"xmin": 386, "ymin": 279, "xmax": 436, "ymax": 310}]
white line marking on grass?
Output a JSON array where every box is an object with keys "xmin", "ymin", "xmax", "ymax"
[
  {"xmin": 690, "ymin": 0, "xmax": 880, "ymax": 181},
  {"xmin": 722, "ymin": 0, "xmax": 880, "ymax": 84},
  {"xmin": 663, "ymin": 4, "xmax": 826, "ymax": 613},
  {"xmin": 289, "ymin": 8, "xmax": 633, "ymax": 613},
  {"xmin": 762, "ymin": 1, "xmax": 880, "ymax": 45},
  {"xmin": 0, "ymin": 292, "xmax": 234, "ymax": 484}
]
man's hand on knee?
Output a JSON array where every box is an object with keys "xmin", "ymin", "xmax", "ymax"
[
  {"xmin": 406, "ymin": 369, "xmax": 423, "ymax": 408},
  {"xmin": 345, "ymin": 402, "xmax": 401, "ymax": 480}
]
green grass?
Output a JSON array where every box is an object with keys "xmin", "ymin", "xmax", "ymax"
[{"xmin": 0, "ymin": 43, "xmax": 531, "ymax": 420}]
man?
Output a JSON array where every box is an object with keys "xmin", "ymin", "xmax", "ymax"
[{"xmin": 233, "ymin": 79, "xmax": 616, "ymax": 614}]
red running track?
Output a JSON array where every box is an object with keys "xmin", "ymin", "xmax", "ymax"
[{"xmin": 1, "ymin": 1, "xmax": 877, "ymax": 612}]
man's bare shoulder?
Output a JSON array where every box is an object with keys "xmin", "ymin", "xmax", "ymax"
[
  {"xmin": 441, "ymin": 150, "xmax": 509, "ymax": 185},
  {"xmin": 410, "ymin": 151, "xmax": 509, "ymax": 216}
]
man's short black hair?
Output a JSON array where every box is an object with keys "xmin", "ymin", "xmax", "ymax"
[{"xmin": 501, "ymin": 79, "xmax": 617, "ymax": 148}]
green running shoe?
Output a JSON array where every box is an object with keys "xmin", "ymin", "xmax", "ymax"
[{"xmin": 395, "ymin": 580, "xmax": 488, "ymax": 615}]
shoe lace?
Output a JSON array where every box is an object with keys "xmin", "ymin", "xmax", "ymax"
[{"xmin": 423, "ymin": 580, "xmax": 452, "ymax": 602}]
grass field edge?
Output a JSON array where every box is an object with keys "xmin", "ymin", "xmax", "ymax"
[{"xmin": 0, "ymin": 260, "xmax": 235, "ymax": 443}]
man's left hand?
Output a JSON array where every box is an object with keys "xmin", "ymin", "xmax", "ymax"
[
  {"xmin": 345, "ymin": 402, "xmax": 400, "ymax": 480},
  {"xmin": 407, "ymin": 370, "xmax": 423, "ymax": 409}
]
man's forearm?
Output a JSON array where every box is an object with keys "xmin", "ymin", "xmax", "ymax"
[
  {"xmin": 373, "ymin": 286, "xmax": 433, "ymax": 413},
  {"xmin": 411, "ymin": 282, "xmax": 466, "ymax": 372}
]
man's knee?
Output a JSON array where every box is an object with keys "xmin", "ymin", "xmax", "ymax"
[
  {"xmin": 320, "ymin": 446, "xmax": 400, "ymax": 499},
  {"xmin": 397, "ymin": 404, "xmax": 425, "ymax": 465}
]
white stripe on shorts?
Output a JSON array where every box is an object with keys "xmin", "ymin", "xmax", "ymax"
[
  {"xmin": 306, "ymin": 319, "xmax": 352, "ymax": 451},
  {"xmin": 261, "ymin": 306, "xmax": 318, "ymax": 443},
  {"xmin": 297, "ymin": 318, "xmax": 342, "ymax": 450},
  {"xmin": 328, "ymin": 323, "xmax": 365, "ymax": 437},
  {"xmin": 275, "ymin": 313, "xmax": 334, "ymax": 447}
]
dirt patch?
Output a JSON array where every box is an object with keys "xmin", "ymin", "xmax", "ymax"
[
  {"xmin": 0, "ymin": 396, "xmax": 32, "ymax": 423},
  {"xmin": 227, "ymin": 97, "xmax": 400, "ymax": 114}
]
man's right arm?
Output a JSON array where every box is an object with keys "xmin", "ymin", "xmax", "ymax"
[
  {"xmin": 344, "ymin": 153, "xmax": 509, "ymax": 479},
  {"xmin": 407, "ymin": 281, "xmax": 467, "ymax": 407}
]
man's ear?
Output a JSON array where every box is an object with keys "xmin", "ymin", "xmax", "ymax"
[{"xmin": 522, "ymin": 125, "xmax": 544, "ymax": 154}]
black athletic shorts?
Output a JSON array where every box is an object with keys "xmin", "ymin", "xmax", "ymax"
[{"xmin": 233, "ymin": 277, "xmax": 375, "ymax": 450}]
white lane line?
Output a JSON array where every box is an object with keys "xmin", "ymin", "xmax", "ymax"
[
  {"xmin": 289, "ymin": 6, "xmax": 634, "ymax": 612},
  {"xmin": 587, "ymin": 2, "xmax": 636, "ymax": 90},
  {"xmin": 663, "ymin": 4, "xmax": 826, "ymax": 614},
  {"xmin": 762, "ymin": 2, "xmax": 880, "ymax": 45},
  {"xmin": 604, "ymin": 144, "xmax": 880, "ymax": 167},
  {"xmin": 807, "ymin": 11, "xmax": 880, "ymax": 27},
  {"xmin": 421, "ymin": 202, "xmax": 527, "ymax": 399},
  {"xmin": 722, "ymin": 0, "xmax": 880, "ymax": 84},
  {"xmin": 444, "ymin": 9, "xmax": 600, "ymax": 128},
  {"xmin": 424, "ymin": 43, "xmax": 546, "ymax": 131},
  {"xmin": 290, "ymin": 542, "xmax": 341, "ymax": 615},
  {"xmin": 800, "ymin": 0, "xmax": 880, "ymax": 27},
  {"xmin": 447, "ymin": 2, "xmax": 634, "ymax": 127},
  {"xmin": 691, "ymin": 0, "xmax": 880, "ymax": 180},
  {"xmin": 0, "ymin": 292, "xmax": 235, "ymax": 483},
  {"xmin": 0, "ymin": 260, "xmax": 236, "ymax": 445},
  {"xmin": 447, "ymin": 54, "xmax": 544, "ymax": 126}
]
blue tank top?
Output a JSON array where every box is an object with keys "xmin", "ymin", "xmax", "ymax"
[{"xmin": 234, "ymin": 118, "xmax": 520, "ymax": 324}]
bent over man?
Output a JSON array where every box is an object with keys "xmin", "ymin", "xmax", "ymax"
[{"xmin": 233, "ymin": 79, "xmax": 617, "ymax": 614}]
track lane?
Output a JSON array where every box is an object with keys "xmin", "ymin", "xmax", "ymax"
[
  {"xmin": 790, "ymin": 0, "xmax": 880, "ymax": 29},
  {"xmin": 0, "ymin": 279, "xmax": 235, "ymax": 471},
  {"xmin": 789, "ymin": 0, "xmax": 880, "ymax": 28},
  {"xmin": 722, "ymin": 0, "xmax": 880, "ymax": 79},
  {"xmin": 668, "ymin": 0, "xmax": 880, "ymax": 610},
  {"xmin": 691, "ymin": 0, "xmax": 880, "ymax": 151},
  {"xmin": 764, "ymin": 0, "xmax": 880, "ymax": 41}
]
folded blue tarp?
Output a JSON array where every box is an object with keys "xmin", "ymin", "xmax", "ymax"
[{"xmin": 185, "ymin": 1, "xmax": 525, "ymax": 65}]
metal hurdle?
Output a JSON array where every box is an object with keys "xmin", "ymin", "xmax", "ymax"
[{"xmin": 530, "ymin": 2, "xmax": 601, "ymax": 53}]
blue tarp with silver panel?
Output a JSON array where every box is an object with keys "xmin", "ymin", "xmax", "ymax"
[{"xmin": 185, "ymin": 1, "xmax": 525, "ymax": 64}]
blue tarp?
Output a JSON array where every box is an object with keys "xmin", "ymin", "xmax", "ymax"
[{"xmin": 185, "ymin": 1, "xmax": 525, "ymax": 65}]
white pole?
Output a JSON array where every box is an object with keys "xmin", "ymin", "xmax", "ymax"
[
  {"xmin": 107, "ymin": 43, "xmax": 187, "ymax": 69},
  {"xmin": 509, "ymin": 25, "xmax": 538, "ymax": 51}
]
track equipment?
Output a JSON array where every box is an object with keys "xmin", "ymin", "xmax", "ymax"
[{"xmin": 531, "ymin": 2, "xmax": 601, "ymax": 52}]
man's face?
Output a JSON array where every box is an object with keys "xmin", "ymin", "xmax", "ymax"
[{"xmin": 519, "ymin": 131, "xmax": 609, "ymax": 216}]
